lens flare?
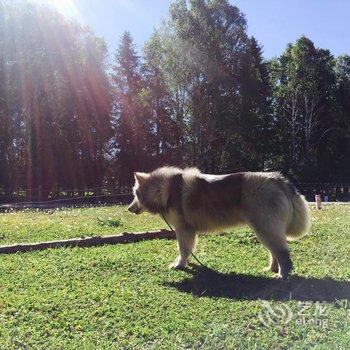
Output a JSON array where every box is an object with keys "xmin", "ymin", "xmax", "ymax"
[{"xmin": 33, "ymin": 0, "xmax": 81, "ymax": 20}]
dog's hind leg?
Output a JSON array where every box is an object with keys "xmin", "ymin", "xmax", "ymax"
[
  {"xmin": 169, "ymin": 226, "xmax": 196, "ymax": 269},
  {"xmin": 263, "ymin": 253, "xmax": 279, "ymax": 273},
  {"xmin": 275, "ymin": 248, "xmax": 293, "ymax": 280},
  {"xmin": 251, "ymin": 219, "xmax": 292, "ymax": 280}
]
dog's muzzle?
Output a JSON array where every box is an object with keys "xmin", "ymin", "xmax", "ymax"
[{"xmin": 128, "ymin": 201, "xmax": 142, "ymax": 214}]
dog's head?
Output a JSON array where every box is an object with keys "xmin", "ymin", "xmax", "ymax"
[
  {"xmin": 128, "ymin": 172, "xmax": 149, "ymax": 215},
  {"xmin": 128, "ymin": 167, "xmax": 182, "ymax": 215},
  {"xmin": 128, "ymin": 171, "xmax": 166, "ymax": 215}
]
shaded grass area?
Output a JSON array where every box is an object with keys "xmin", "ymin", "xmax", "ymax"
[{"xmin": 0, "ymin": 205, "xmax": 350, "ymax": 349}]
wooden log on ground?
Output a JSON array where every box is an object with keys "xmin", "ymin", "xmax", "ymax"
[{"xmin": 0, "ymin": 229, "xmax": 175, "ymax": 254}]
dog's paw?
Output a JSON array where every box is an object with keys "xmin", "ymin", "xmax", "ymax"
[
  {"xmin": 168, "ymin": 260, "xmax": 187, "ymax": 270},
  {"xmin": 275, "ymin": 273, "xmax": 290, "ymax": 281},
  {"xmin": 263, "ymin": 266, "xmax": 279, "ymax": 273}
]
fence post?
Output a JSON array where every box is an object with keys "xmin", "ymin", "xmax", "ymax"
[{"xmin": 315, "ymin": 194, "xmax": 322, "ymax": 210}]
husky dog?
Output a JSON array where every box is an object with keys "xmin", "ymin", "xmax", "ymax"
[{"xmin": 128, "ymin": 167, "xmax": 310, "ymax": 279}]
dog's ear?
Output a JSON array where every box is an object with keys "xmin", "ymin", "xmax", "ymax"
[{"xmin": 134, "ymin": 172, "xmax": 150, "ymax": 184}]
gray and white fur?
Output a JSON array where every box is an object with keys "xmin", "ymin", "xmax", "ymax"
[{"xmin": 128, "ymin": 166, "xmax": 310, "ymax": 279}]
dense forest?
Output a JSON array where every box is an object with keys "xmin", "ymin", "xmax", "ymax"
[{"xmin": 0, "ymin": 0, "xmax": 349, "ymax": 198}]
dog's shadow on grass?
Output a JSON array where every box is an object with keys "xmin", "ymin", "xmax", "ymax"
[{"xmin": 165, "ymin": 264, "xmax": 350, "ymax": 302}]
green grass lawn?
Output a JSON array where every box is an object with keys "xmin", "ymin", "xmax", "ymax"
[{"xmin": 0, "ymin": 205, "xmax": 350, "ymax": 349}]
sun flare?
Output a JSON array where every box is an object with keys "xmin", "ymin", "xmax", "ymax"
[{"xmin": 34, "ymin": 0, "xmax": 81, "ymax": 20}]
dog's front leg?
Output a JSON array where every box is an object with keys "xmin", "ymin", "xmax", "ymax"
[{"xmin": 169, "ymin": 226, "xmax": 196, "ymax": 269}]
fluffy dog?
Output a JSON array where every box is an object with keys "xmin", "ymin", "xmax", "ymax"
[{"xmin": 128, "ymin": 167, "xmax": 310, "ymax": 279}]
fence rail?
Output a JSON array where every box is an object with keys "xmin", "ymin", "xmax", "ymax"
[
  {"xmin": 297, "ymin": 183, "xmax": 350, "ymax": 202},
  {"xmin": 0, "ymin": 187, "xmax": 131, "ymax": 204},
  {"xmin": 0, "ymin": 183, "xmax": 349, "ymax": 207}
]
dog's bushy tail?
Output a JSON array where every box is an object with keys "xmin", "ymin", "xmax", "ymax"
[{"xmin": 286, "ymin": 194, "xmax": 311, "ymax": 240}]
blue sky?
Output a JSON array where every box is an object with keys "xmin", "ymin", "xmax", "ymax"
[{"xmin": 36, "ymin": 0, "xmax": 350, "ymax": 58}]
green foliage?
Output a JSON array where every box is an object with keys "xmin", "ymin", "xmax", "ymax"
[
  {"xmin": 0, "ymin": 0, "xmax": 349, "ymax": 195},
  {"xmin": 0, "ymin": 1, "xmax": 111, "ymax": 196},
  {"xmin": 0, "ymin": 205, "xmax": 349, "ymax": 349},
  {"xmin": 332, "ymin": 55, "xmax": 350, "ymax": 181},
  {"xmin": 270, "ymin": 37, "xmax": 339, "ymax": 181},
  {"xmin": 111, "ymin": 31, "xmax": 149, "ymax": 185},
  {"xmin": 154, "ymin": 0, "xmax": 254, "ymax": 172}
]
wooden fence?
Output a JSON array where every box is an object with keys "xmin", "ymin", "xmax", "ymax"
[
  {"xmin": 0, "ymin": 183, "xmax": 349, "ymax": 208},
  {"xmin": 297, "ymin": 183, "xmax": 350, "ymax": 202}
]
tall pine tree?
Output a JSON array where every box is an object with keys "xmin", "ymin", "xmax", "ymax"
[
  {"xmin": 143, "ymin": 33, "xmax": 183, "ymax": 167},
  {"xmin": 112, "ymin": 32, "xmax": 152, "ymax": 185}
]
